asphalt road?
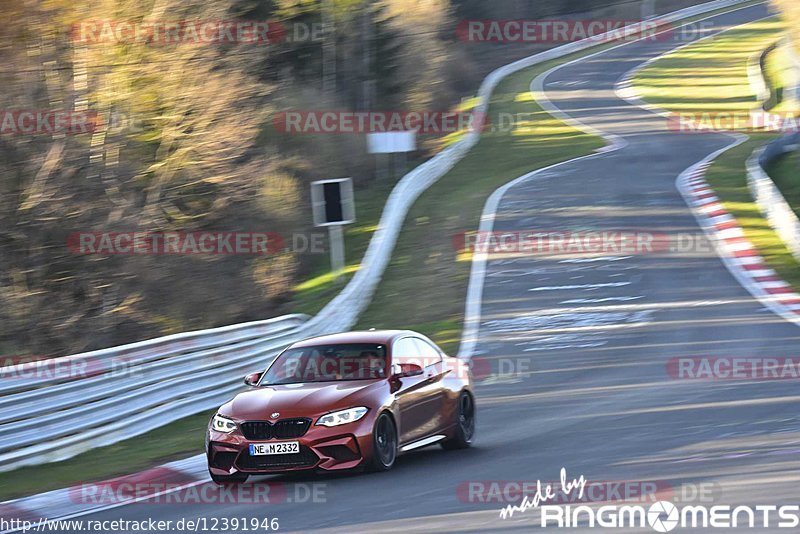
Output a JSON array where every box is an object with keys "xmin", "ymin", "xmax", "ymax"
[{"xmin": 68, "ymin": 3, "xmax": 800, "ymax": 532}]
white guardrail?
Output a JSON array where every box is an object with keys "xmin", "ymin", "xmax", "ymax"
[
  {"xmin": 747, "ymin": 141, "xmax": 800, "ymax": 262},
  {"xmin": 0, "ymin": 0, "xmax": 751, "ymax": 473}
]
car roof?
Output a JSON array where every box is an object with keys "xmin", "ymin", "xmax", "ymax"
[{"xmin": 290, "ymin": 330, "xmax": 415, "ymax": 348}]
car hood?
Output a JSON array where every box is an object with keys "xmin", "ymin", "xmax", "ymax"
[{"xmin": 219, "ymin": 380, "xmax": 384, "ymax": 420}]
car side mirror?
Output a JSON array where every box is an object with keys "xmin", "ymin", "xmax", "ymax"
[
  {"xmin": 244, "ymin": 372, "xmax": 263, "ymax": 387},
  {"xmin": 391, "ymin": 363, "xmax": 423, "ymax": 379}
]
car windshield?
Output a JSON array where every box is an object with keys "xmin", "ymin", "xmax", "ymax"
[{"xmin": 261, "ymin": 343, "xmax": 387, "ymax": 385}]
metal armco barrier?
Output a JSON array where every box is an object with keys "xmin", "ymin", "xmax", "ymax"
[{"xmin": 748, "ymin": 135, "xmax": 800, "ymax": 261}]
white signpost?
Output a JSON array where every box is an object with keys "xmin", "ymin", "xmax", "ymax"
[
  {"xmin": 311, "ymin": 177, "xmax": 355, "ymax": 282},
  {"xmin": 367, "ymin": 131, "xmax": 417, "ymax": 179}
]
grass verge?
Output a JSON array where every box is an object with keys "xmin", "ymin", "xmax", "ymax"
[
  {"xmin": 633, "ymin": 16, "xmax": 800, "ymax": 289},
  {"xmin": 633, "ymin": 18, "xmax": 785, "ymax": 111}
]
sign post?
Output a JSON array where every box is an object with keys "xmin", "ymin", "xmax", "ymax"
[
  {"xmin": 328, "ymin": 224, "xmax": 345, "ymax": 280},
  {"xmin": 311, "ymin": 178, "xmax": 356, "ymax": 282}
]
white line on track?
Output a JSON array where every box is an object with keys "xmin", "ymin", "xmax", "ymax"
[
  {"xmin": 561, "ymin": 296, "xmax": 645, "ymax": 304},
  {"xmin": 529, "ymin": 282, "xmax": 632, "ymax": 291},
  {"xmin": 559, "ymin": 256, "xmax": 632, "ymax": 263}
]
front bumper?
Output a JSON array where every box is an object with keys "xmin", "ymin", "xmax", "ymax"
[{"xmin": 207, "ymin": 418, "xmax": 375, "ymax": 475}]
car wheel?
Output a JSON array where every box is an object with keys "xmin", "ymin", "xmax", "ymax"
[
  {"xmin": 209, "ymin": 470, "xmax": 249, "ymax": 485},
  {"xmin": 369, "ymin": 413, "xmax": 398, "ymax": 471},
  {"xmin": 442, "ymin": 391, "xmax": 475, "ymax": 450}
]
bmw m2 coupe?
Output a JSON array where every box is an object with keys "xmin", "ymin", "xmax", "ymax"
[{"xmin": 206, "ymin": 330, "xmax": 475, "ymax": 483}]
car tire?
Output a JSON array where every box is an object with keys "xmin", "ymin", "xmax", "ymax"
[
  {"xmin": 209, "ymin": 470, "xmax": 249, "ymax": 485},
  {"xmin": 369, "ymin": 412, "xmax": 398, "ymax": 472},
  {"xmin": 441, "ymin": 391, "xmax": 475, "ymax": 450}
]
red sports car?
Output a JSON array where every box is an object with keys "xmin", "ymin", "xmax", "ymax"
[{"xmin": 206, "ymin": 330, "xmax": 475, "ymax": 483}]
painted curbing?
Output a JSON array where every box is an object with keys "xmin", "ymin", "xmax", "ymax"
[{"xmin": 679, "ymin": 156, "xmax": 800, "ymax": 324}]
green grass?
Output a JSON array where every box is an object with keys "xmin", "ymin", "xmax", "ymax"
[
  {"xmin": 634, "ymin": 19, "xmax": 786, "ymax": 113},
  {"xmin": 633, "ymin": 16, "xmax": 800, "ymax": 290}
]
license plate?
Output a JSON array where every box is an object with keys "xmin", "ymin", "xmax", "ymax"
[{"xmin": 249, "ymin": 441, "xmax": 300, "ymax": 455}]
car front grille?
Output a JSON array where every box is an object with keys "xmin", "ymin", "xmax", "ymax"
[
  {"xmin": 236, "ymin": 446, "xmax": 320, "ymax": 471},
  {"xmin": 240, "ymin": 418, "xmax": 311, "ymax": 440}
]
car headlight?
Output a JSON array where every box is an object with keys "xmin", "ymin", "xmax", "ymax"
[
  {"xmin": 211, "ymin": 413, "xmax": 238, "ymax": 433},
  {"xmin": 316, "ymin": 407, "xmax": 369, "ymax": 427}
]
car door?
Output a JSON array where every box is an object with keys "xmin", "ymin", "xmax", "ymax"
[
  {"xmin": 391, "ymin": 336, "xmax": 445, "ymax": 444},
  {"xmin": 411, "ymin": 337, "xmax": 447, "ymax": 432}
]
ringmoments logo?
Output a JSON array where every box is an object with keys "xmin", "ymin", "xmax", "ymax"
[
  {"xmin": 498, "ymin": 468, "xmax": 800, "ymax": 531},
  {"xmin": 535, "ymin": 502, "xmax": 800, "ymax": 531}
]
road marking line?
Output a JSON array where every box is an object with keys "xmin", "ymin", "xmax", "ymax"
[{"xmin": 529, "ymin": 282, "xmax": 632, "ymax": 291}]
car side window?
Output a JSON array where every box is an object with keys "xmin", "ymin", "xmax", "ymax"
[
  {"xmin": 412, "ymin": 338, "xmax": 442, "ymax": 367},
  {"xmin": 392, "ymin": 338, "xmax": 419, "ymax": 366}
]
